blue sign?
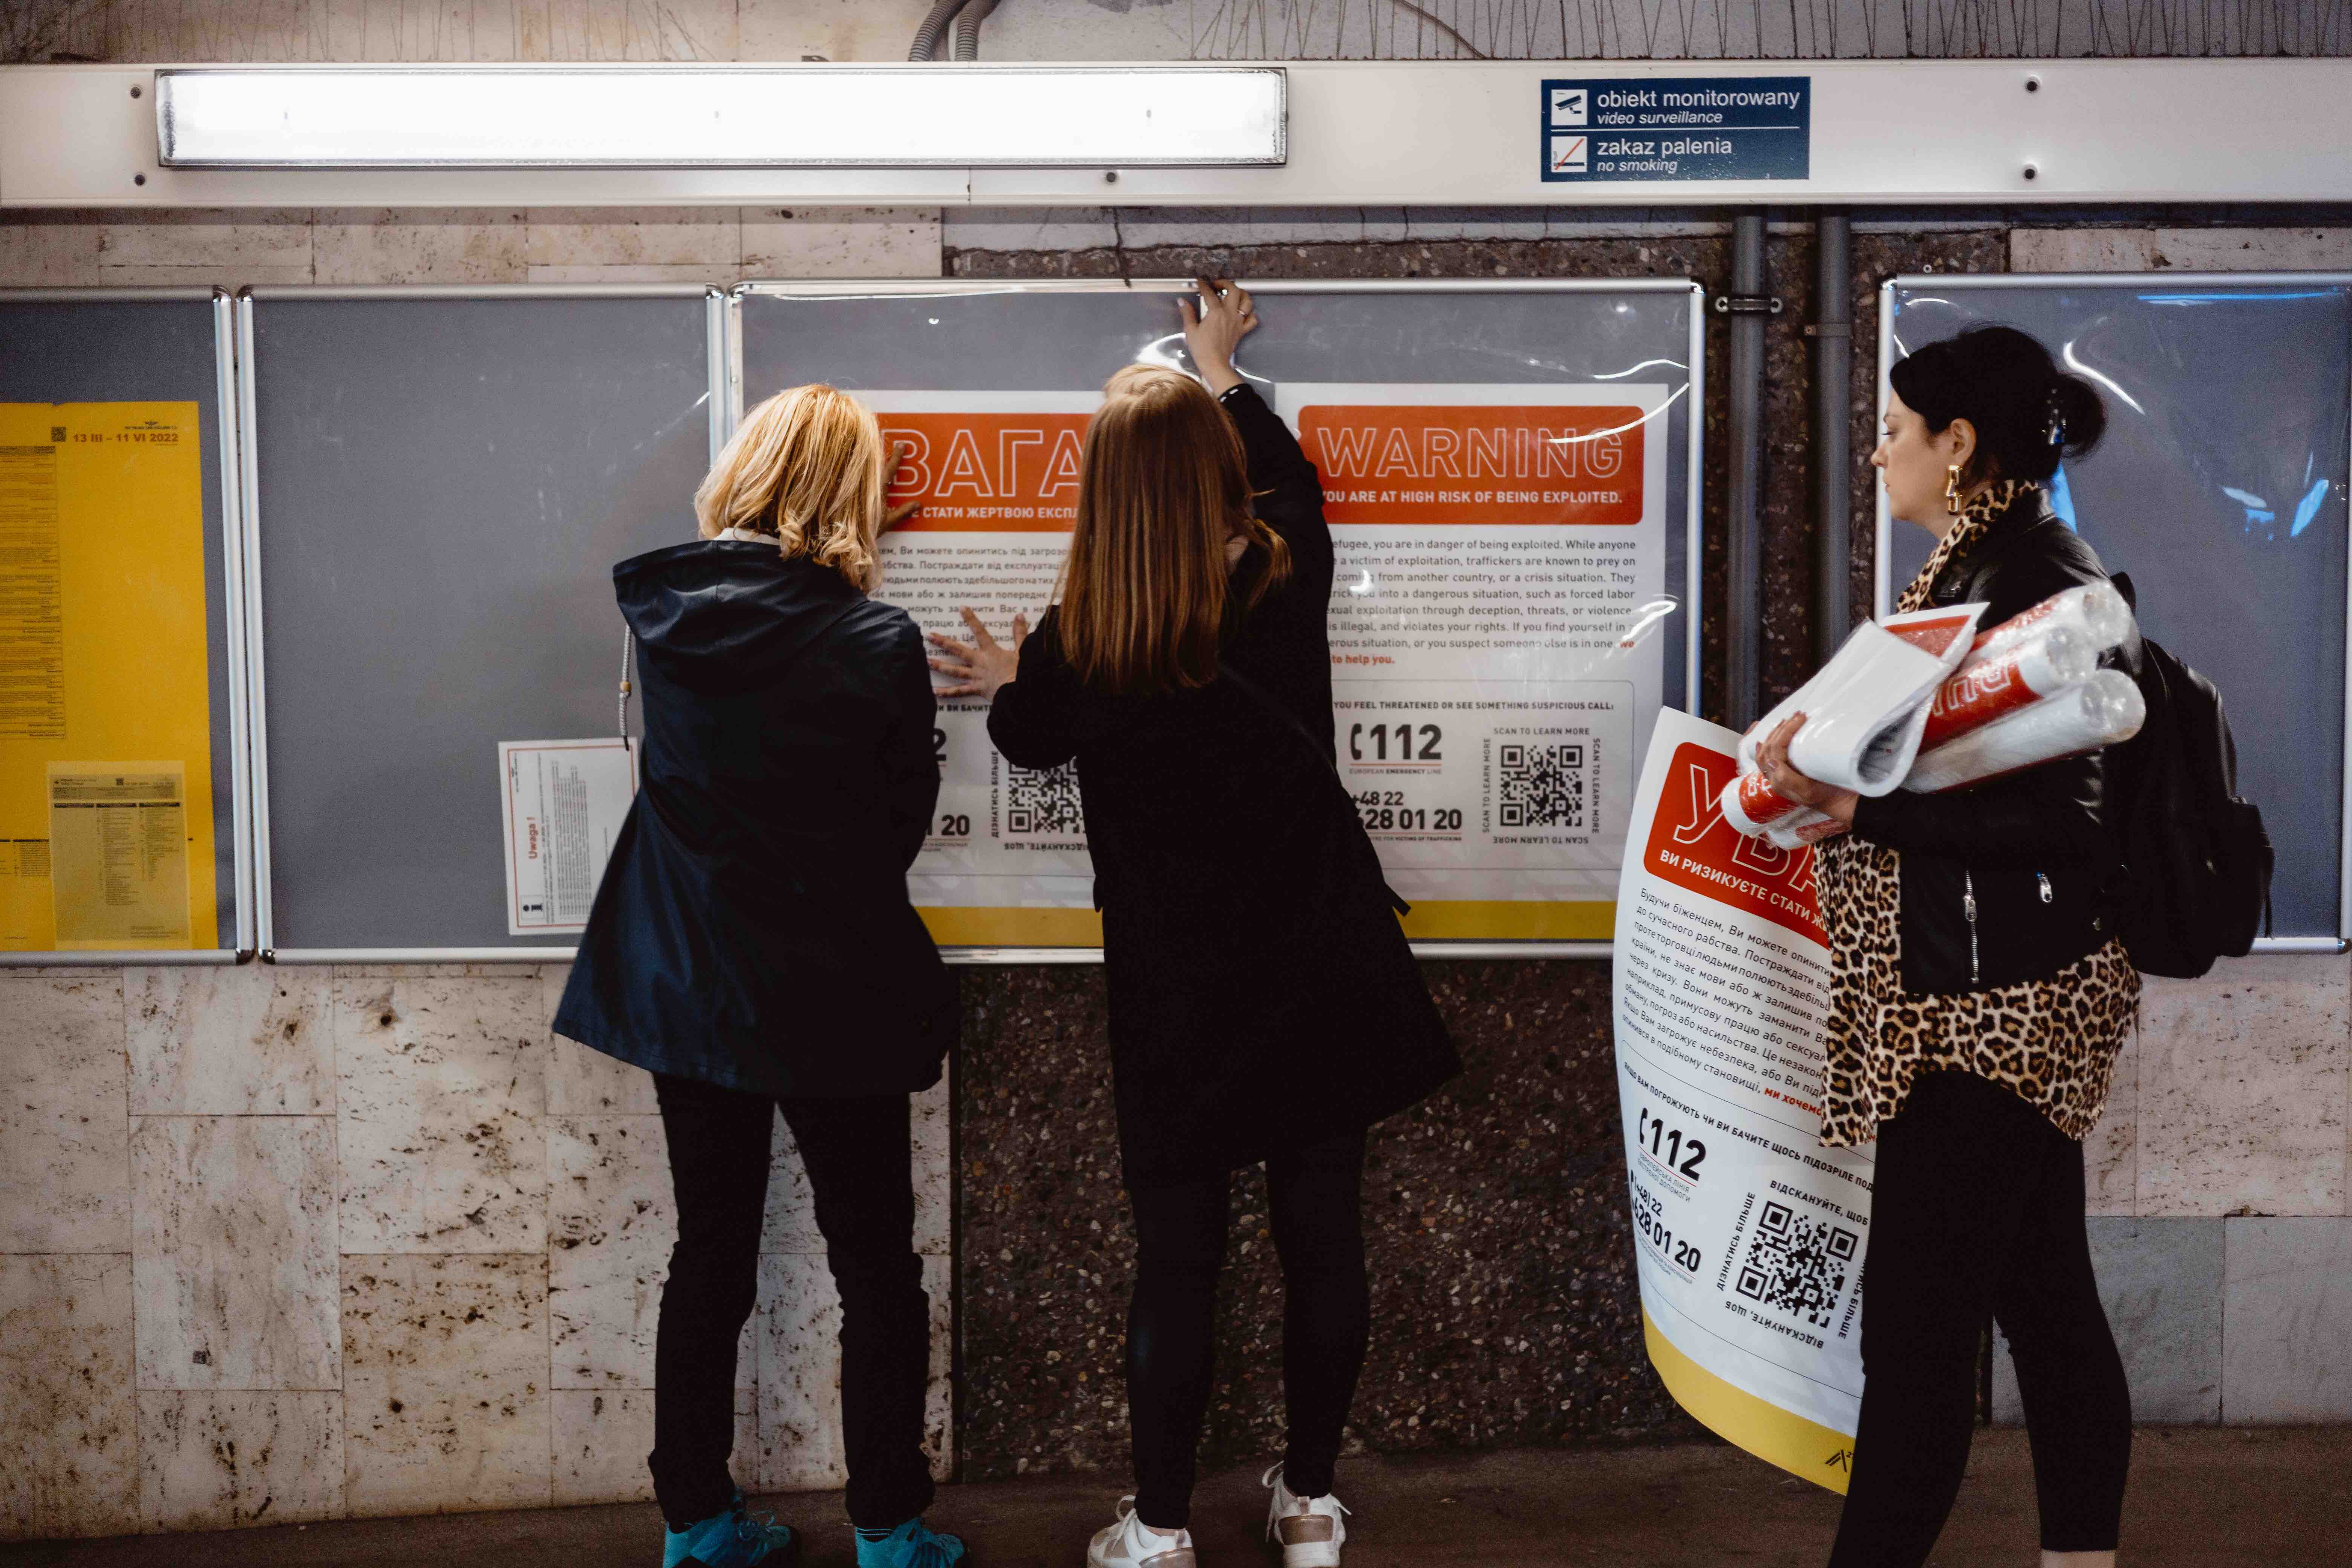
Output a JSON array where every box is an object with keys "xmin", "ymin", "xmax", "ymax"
[{"xmin": 1540, "ymin": 77, "xmax": 1810, "ymax": 184}]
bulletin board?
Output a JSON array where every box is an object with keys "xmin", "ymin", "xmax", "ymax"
[
  {"xmin": 242, "ymin": 286, "xmax": 723, "ymax": 962},
  {"xmin": 1877, "ymin": 274, "xmax": 2351, "ymax": 949},
  {"xmin": 0, "ymin": 289, "xmax": 251, "ymax": 963},
  {"xmin": 733, "ymin": 279, "xmax": 1705, "ymax": 957}
]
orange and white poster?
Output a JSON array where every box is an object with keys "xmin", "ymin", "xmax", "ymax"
[
  {"xmin": 868, "ymin": 391, "xmax": 1102, "ymax": 946},
  {"xmin": 1613, "ymin": 708, "xmax": 1874, "ymax": 1492},
  {"xmin": 1274, "ymin": 382, "xmax": 1675, "ymax": 941}
]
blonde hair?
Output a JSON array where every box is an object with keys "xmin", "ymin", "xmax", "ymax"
[
  {"xmin": 695, "ymin": 384, "xmax": 887, "ymax": 593},
  {"xmin": 1055, "ymin": 365, "xmax": 1290, "ymax": 696}
]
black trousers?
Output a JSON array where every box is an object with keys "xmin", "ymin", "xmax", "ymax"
[
  {"xmin": 1126, "ymin": 1129, "xmax": 1371, "ymax": 1531},
  {"xmin": 650, "ymin": 1072, "xmax": 936, "ymax": 1532},
  {"xmin": 1829, "ymin": 1071, "xmax": 2131, "ymax": 1567}
]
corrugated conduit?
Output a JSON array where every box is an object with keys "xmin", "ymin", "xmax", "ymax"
[
  {"xmin": 951, "ymin": 0, "xmax": 1002, "ymax": 59},
  {"xmin": 907, "ymin": 0, "xmax": 969, "ymax": 60}
]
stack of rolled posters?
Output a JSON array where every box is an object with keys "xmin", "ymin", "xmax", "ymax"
[
  {"xmin": 1719, "ymin": 582, "xmax": 2140, "ymax": 844},
  {"xmin": 1904, "ymin": 669, "xmax": 2146, "ymax": 793},
  {"xmin": 1734, "ymin": 603, "xmax": 1991, "ymax": 795}
]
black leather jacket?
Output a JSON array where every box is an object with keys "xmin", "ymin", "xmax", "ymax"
[{"xmin": 1848, "ymin": 491, "xmax": 2136, "ymax": 995}]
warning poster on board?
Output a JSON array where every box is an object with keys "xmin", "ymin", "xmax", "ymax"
[
  {"xmin": 867, "ymin": 380, "xmax": 1678, "ymax": 948},
  {"xmin": 1613, "ymin": 707, "xmax": 1875, "ymax": 1493},
  {"xmin": 1277, "ymin": 382, "xmax": 1672, "ymax": 942},
  {"xmin": 868, "ymin": 391, "xmax": 1100, "ymax": 947}
]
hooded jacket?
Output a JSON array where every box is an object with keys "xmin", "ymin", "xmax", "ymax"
[{"xmin": 553, "ymin": 537, "xmax": 956, "ymax": 1098}]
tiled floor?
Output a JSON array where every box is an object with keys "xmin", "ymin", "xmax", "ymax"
[{"xmin": 10, "ymin": 1430, "xmax": 2350, "ymax": 1566}]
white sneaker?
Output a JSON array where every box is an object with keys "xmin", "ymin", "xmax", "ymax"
[
  {"xmin": 1087, "ymin": 1496, "xmax": 1197, "ymax": 1568},
  {"xmin": 1262, "ymin": 1464, "xmax": 1349, "ymax": 1568}
]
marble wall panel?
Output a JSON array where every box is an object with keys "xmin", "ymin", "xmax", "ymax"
[
  {"xmin": 94, "ymin": 210, "xmax": 314, "ymax": 287},
  {"xmin": 740, "ymin": 207, "xmax": 943, "ymax": 278},
  {"xmin": 137, "ymin": 1390, "xmax": 345, "ymax": 1532},
  {"xmin": 0, "ymin": 1255, "xmax": 139, "ymax": 1540},
  {"xmin": 127, "ymin": 965, "xmax": 334, "ymax": 1116},
  {"xmin": 544, "ymin": 967, "xmax": 661, "ymax": 1115},
  {"xmin": 524, "ymin": 206, "xmax": 740, "ymax": 284},
  {"xmin": 313, "ymin": 209, "xmax": 531, "ymax": 285},
  {"xmin": 1992, "ymin": 1217, "xmax": 2225, "ymax": 1425},
  {"xmin": 549, "ymin": 1115, "xmax": 674, "ymax": 1390},
  {"xmin": 913, "ymin": 1079, "xmax": 952, "ymax": 1257},
  {"xmin": 132, "ymin": 1115, "xmax": 340, "ymax": 1392},
  {"xmin": 2085, "ymin": 1026, "xmax": 2139, "ymax": 1217},
  {"xmin": 2223, "ymin": 1217, "xmax": 2352, "ymax": 1422},
  {"xmin": 758, "ymin": 1084, "xmax": 953, "ymax": 1258},
  {"xmin": 0, "ymin": 215, "xmax": 105, "ymax": 287},
  {"xmin": 340, "ymin": 1254, "xmax": 552, "ymax": 1517},
  {"xmin": 2152, "ymin": 227, "xmax": 2352, "ymax": 270},
  {"xmin": 335, "ymin": 974, "xmax": 549, "ymax": 1254},
  {"xmin": 2008, "ymin": 228, "xmax": 2161, "ymax": 272},
  {"xmin": 551, "ymin": 1389, "xmax": 654, "ymax": 1506},
  {"xmin": 752, "ymin": 1251, "xmax": 952, "ymax": 1492},
  {"xmin": 735, "ymin": 0, "xmax": 934, "ymax": 61},
  {"xmin": 0, "ymin": 974, "xmax": 131, "ymax": 1254},
  {"xmin": 2138, "ymin": 956, "xmax": 2349, "ymax": 1218}
]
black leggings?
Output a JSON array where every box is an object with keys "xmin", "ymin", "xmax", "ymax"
[
  {"xmin": 1126, "ymin": 1130, "xmax": 1371, "ymax": 1531},
  {"xmin": 1829, "ymin": 1072, "xmax": 2131, "ymax": 1567},
  {"xmin": 649, "ymin": 1073, "xmax": 936, "ymax": 1532}
]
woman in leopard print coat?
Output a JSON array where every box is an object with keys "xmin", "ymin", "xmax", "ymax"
[{"xmin": 1757, "ymin": 326, "xmax": 2136, "ymax": 1568}]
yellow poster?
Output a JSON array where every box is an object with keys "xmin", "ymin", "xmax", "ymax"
[{"xmin": 0, "ymin": 403, "xmax": 216, "ymax": 952}]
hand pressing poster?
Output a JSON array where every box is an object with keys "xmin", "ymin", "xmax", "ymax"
[
  {"xmin": 1614, "ymin": 707, "xmax": 1876, "ymax": 1493},
  {"xmin": 868, "ymin": 391, "xmax": 1101, "ymax": 947},
  {"xmin": 1273, "ymin": 383, "xmax": 1675, "ymax": 942}
]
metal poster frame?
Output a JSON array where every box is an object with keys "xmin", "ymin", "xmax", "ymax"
[
  {"xmin": 727, "ymin": 276, "xmax": 1709, "ymax": 963},
  {"xmin": 1874, "ymin": 271, "xmax": 2352, "ymax": 955},
  {"xmin": 0, "ymin": 286, "xmax": 255, "ymax": 966},
  {"xmin": 237, "ymin": 283, "xmax": 730, "ymax": 965}
]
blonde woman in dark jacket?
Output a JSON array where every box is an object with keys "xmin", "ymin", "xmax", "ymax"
[{"xmin": 556, "ymin": 385, "xmax": 965, "ymax": 1568}]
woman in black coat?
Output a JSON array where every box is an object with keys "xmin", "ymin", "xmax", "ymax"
[
  {"xmin": 929, "ymin": 280, "xmax": 1457, "ymax": 1568},
  {"xmin": 553, "ymin": 384, "xmax": 966, "ymax": 1568},
  {"xmin": 1756, "ymin": 326, "xmax": 2136, "ymax": 1568}
]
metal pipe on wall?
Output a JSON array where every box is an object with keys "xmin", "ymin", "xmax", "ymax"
[
  {"xmin": 1723, "ymin": 212, "xmax": 1766, "ymax": 729},
  {"xmin": 1811, "ymin": 211, "xmax": 1854, "ymax": 669}
]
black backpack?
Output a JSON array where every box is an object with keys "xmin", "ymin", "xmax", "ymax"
[{"xmin": 2104, "ymin": 573, "xmax": 2274, "ymax": 979}]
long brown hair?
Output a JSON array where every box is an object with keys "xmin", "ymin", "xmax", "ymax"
[
  {"xmin": 693, "ymin": 383, "xmax": 887, "ymax": 593},
  {"xmin": 1056, "ymin": 365, "xmax": 1291, "ymax": 694}
]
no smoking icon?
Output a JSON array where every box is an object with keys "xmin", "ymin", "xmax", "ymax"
[
  {"xmin": 1550, "ymin": 87, "xmax": 1587, "ymax": 126},
  {"xmin": 1550, "ymin": 134, "xmax": 1589, "ymax": 173}
]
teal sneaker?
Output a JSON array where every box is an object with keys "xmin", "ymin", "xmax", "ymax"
[
  {"xmin": 853, "ymin": 1516, "xmax": 970, "ymax": 1568},
  {"xmin": 663, "ymin": 1497, "xmax": 799, "ymax": 1568}
]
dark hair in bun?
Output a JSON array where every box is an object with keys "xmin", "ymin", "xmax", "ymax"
[{"xmin": 1888, "ymin": 324, "xmax": 2106, "ymax": 486}]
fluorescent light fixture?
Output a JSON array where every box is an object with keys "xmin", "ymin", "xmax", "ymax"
[{"xmin": 155, "ymin": 66, "xmax": 1287, "ymax": 168}]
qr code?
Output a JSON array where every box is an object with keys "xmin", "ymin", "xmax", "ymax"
[
  {"xmin": 1734, "ymin": 1200, "xmax": 1858, "ymax": 1328},
  {"xmin": 1006, "ymin": 763, "xmax": 1084, "ymax": 836},
  {"xmin": 1498, "ymin": 742, "xmax": 1586, "ymax": 828}
]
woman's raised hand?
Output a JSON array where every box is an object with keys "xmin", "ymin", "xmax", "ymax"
[
  {"xmin": 882, "ymin": 441, "xmax": 922, "ymax": 533},
  {"xmin": 1178, "ymin": 277, "xmax": 1256, "ymax": 397},
  {"xmin": 1755, "ymin": 712, "xmax": 1861, "ymax": 828},
  {"xmin": 927, "ymin": 607, "xmax": 1029, "ymax": 701}
]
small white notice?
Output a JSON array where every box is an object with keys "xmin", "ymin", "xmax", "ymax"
[{"xmin": 498, "ymin": 738, "xmax": 637, "ymax": 936}]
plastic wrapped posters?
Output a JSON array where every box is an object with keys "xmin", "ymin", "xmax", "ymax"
[
  {"xmin": 869, "ymin": 391, "xmax": 1102, "ymax": 946},
  {"xmin": 1615, "ymin": 707, "xmax": 1875, "ymax": 1492},
  {"xmin": 0, "ymin": 403, "xmax": 215, "ymax": 952},
  {"xmin": 1274, "ymin": 383, "xmax": 1674, "ymax": 941}
]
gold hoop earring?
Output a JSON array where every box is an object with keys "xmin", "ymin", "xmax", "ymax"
[{"xmin": 1944, "ymin": 464, "xmax": 1964, "ymax": 515}]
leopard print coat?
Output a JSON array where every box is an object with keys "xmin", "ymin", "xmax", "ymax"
[{"xmin": 1813, "ymin": 482, "xmax": 2140, "ymax": 1148}]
